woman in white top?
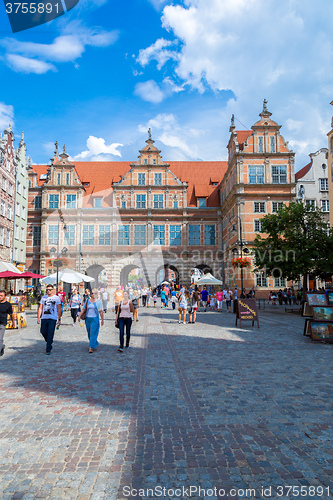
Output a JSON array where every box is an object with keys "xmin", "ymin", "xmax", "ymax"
[
  {"xmin": 115, "ymin": 291, "xmax": 134, "ymax": 352},
  {"xmin": 178, "ymin": 290, "xmax": 189, "ymax": 324},
  {"xmin": 79, "ymin": 288, "xmax": 104, "ymax": 353}
]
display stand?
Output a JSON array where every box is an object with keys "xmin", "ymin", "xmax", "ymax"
[
  {"xmin": 235, "ymin": 298, "xmax": 259, "ymax": 328},
  {"xmin": 303, "ymin": 292, "xmax": 333, "ymax": 342},
  {"xmin": 6, "ymin": 297, "xmax": 27, "ymax": 329}
]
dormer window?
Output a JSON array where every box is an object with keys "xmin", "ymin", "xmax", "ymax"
[
  {"xmin": 94, "ymin": 197, "xmax": 102, "ymax": 208},
  {"xmin": 138, "ymin": 173, "xmax": 145, "ymax": 185},
  {"xmin": 57, "ymin": 173, "xmax": 61, "ymax": 185},
  {"xmin": 153, "ymin": 159, "xmax": 156, "ymax": 164},
  {"xmin": 258, "ymin": 136, "xmax": 264, "ymax": 153},
  {"xmin": 270, "ymin": 136, "xmax": 275, "ymax": 153},
  {"xmin": 144, "ymin": 159, "xmax": 147, "ymax": 165},
  {"xmin": 198, "ymin": 198, "xmax": 206, "ymax": 208}
]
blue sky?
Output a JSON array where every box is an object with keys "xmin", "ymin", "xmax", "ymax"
[{"xmin": 1, "ymin": 0, "xmax": 333, "ymax": 171}]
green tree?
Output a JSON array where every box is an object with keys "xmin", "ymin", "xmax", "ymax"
[{"xmin": 252, "ymin": 202, "xmax": 333, "ymax": 296}]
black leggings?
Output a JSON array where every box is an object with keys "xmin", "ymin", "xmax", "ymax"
[{"xmin": 71, "ymin": 308, "xmax": 79, "ymax": 323}]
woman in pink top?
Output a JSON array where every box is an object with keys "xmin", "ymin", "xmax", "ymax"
[
  {"xmin": 215, "ymin": 289, "xmax": 224, "ymax": 312},
  {"xmin": 115, "ymin": 291, "xmax": 134, "ymax": 352}
]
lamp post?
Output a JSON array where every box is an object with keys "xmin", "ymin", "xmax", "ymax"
[
  {"xmin": 50, "ymin": 246, "xmax": 68, "ymax": 293},
  {"xmin": 232, "ymin": 215, "xmax": 249, "ymax": 298}
]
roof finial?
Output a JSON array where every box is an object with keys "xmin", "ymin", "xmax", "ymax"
[
  {"xmin": 148, "ymin": 128, "xmax": 152, "ymax": 140},
  {"xmin": 263, "ymin": 99, "xmax": 268, "ymax": 112},
  {"xmin": 21, "ymin": 131, "xmax": 24, "ymax": 140},
  {"xmin": 260, "ymin": 98, "xmax": 272, "ymax": 118},
  {"xmin": 63, "ymin": 144, "xmax": 66, "ymax": 153},
  {"xmin": 229, "ymin": 114, "xmax": 235, "ymax": 132},
  {"xmin": 54, "ymin": 141, "xmax": 58, "ymax": 153}
]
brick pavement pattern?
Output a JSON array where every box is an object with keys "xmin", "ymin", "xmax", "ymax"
[{"xmin": 0, "ymin": 305, "xmax": 332, "ymax": 499}]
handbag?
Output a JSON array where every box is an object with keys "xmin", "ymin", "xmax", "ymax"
[
  {"xmin": 80, "ymin": 299, "xmax": 89, "ymax": 320},
  {"xmin": 115, "ymin": 303, "xmax": 122, "ymax": 329}
]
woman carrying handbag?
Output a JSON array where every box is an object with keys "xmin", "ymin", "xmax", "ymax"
[
  {"xmin": 79, "ymin": 288, "xmax": 104, "ymax": 353},
  {"xmin": 115, "ymin": 291, "xmax": 134, "ymax": 352}
]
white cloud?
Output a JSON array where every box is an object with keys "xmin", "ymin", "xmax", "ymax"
[
  {"xmin": 148, "ymin": 0, "xmax": 169, "ymax": 10},
  {"xmin": 72, "ymin": 136, "xmax": 123, "ymax": 160},
  {"xmin": 0, "ymin": 102, "xmax": 14, "ymax": 130},
  {"xmin": 137, "ymin": 0, "xmax": 333, "ymax": 168},
  {"xmin": 134, "ymin": 80, "xmax": 165, "ymax": 104},
  {"xmin": 5, "ymin": 54, "xmax": 56, "ymax": 74}
]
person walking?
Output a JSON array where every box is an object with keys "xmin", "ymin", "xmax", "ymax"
[
  {"xmin": 114, "ymin": 286, "xmax": 123, "ymax": 315},
  {"xmin": 200, "ymin": 287, "xmax": 209, "ymax": 312},
  {"xmin": 225, "ymin": 289, "xmax": 233, "ymax": 312},
  {"xmin": 0, "ymin": 290, "xmax": 15, "ymax": 357},
  {"xmin": 132, "ymin": 290, "xmax": 140, "ymax": 322},
  {"xmin": 37, "ymin": 285, "xmax": 61, "ymax": 355},
  {"xmin": 160, "ymin": 287, "xmax": 166, "ymax": 308},
  {"xmin": 56, "ymin": 285, "xmax": 67, "ymax": 316},
  {"xmin": 178, "ymin": 289, "xmax": 189, "ymax": 324},
  {"xmin": 188, "ymin": 291, "xmax": 199, "ymax": 323},
  {"xmin": 102, "ymin": 289, "xmax": 109, "ymax": 313},
  {"xmin": 115, "ymin": 291, "xmax": 134, "ymax": 352},
  {"xmin": 153, "ymin": 293, "xmax": 157, "ymax": 307},
  {"xmin": 215, "ymin": 288, "xmax": 224, "ymax": 312},
  {"xmin": 79, "ymin": 289, "xmax": 104, "ymax": 353},
  {"xmin": 69, "ymin": 289, "xmax": 81, "ymax": 326},
  {"xmin": 141, "ymin": 288, "xmax": 147, "ymax": 307}
]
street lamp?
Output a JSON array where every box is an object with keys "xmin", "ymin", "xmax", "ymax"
[
  {"xmin": 50, "ymin": 246, "xmax": 68, "ymax": 293},
  {"xmin": 232, "ymin": 216, "xmax": 249, "ymax": 298}
]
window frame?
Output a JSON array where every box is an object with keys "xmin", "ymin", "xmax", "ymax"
[
  {"xmin": 254, "ymin": 202, "xmax": 266, "ymax": 213},
  {"xmin": 154, "ymin": 173, "xmax": 162, "ymax": 186},
  {"xmin": 49, "ymin": 194, "xmax": 59, "ymax": 209},
  {"xmin": 118, "ymin": 225, "xmax": 130, "ymax": 246},
  {"xmin": 248, "ymin": 165, "xmax": 264, "ymax": 184},
  {"xmin": 33, "ymin": 226, "xmax": 41, "ymax": 246},
  {"xmin": 189, "ymin": 225, "xmax": 200, "ymax": 246},
  {"xmin": 153, "ymin": 194, "xmax": 163, "ymax": 209},
  {"xmin": 153, "ymin": 225, "xmax": 165, "ymax": 245},
  {"xmin": 134, "ymin": 225, "xmax": 146, "ymax": 246},
  {"xmin": 82, "ymin": 225, "xmax": 94, "ymax": 245},
  {"xmin": 272, "ymin": 165, "xmax": 287, "ymax": 184},
  {"xmin": 64, "ymin": 225, "xmax": 75, "ymax": 246},
  {"xmin": 320, "ymin": 178, "xmax": 329, "ymax": 192},
  {"xmin": 66, "ymin": 194, "xmax": 76, "ymax": 209},
  {"xmin": 98, "ymin": 225, "xmax": 111, "ymax": 246},
  {"xmin": 204, "ymin": 225, "xmax": 215, "ymax": 245},
  {"xmin": 170, "ymin": 225, "xmax": 182, "ymax": 246},
  {"xmin": 136, "ymin": 194, "xmax": 146, "ymax": 209},
  {"xmin": 138, "ymin": 173, "xmax": 146, "ymax": 186}
]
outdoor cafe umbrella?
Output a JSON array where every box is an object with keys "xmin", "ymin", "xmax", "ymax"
[
  {"xmin": 197, "ymin": 273, "xmax": 223, "ymax": 285},
  {"xmin": 41, "ymin": 268, "xmax": 95, "ymax": 285},
  {"xmin": 0, "ymin": 271, "xmax": 23, "ymax": 279},
  {"xmin": 19, "ymin": 272, "xmax": 46, "ymax": 279}
]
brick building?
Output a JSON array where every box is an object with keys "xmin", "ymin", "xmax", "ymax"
[
  {"xmin": 0, "ymin": 126, "xmax": 16, "ymax": 264},
  {"xmin": 327, "ymin": 106, "xmax": 333, "ymax": 229},
  {"xmin": 26, "ymin": 101, "xmax": 296, "ymax": 291}
]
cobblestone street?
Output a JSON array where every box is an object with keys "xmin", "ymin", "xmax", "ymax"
[{"xmin": 0, "ymin": 305, "xmax": 332, "ymax": 499}]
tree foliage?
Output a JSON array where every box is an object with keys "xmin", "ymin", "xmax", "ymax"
[{"xmin": 252, "ymin": 202, "xmax": 333, "ymax": 284}]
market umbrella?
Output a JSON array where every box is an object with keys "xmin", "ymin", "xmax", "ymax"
[
  {"xmin": 161, "ymin": 280, "xmax": 170, "ymax": 285},
  {"xmin": 197, "ymin": 273, "xmax": 223, "ymax": 285},
  {"xmin": 41, "ymin": 268, "xmax": 95, "ymax": 284},
  {"xmin": 0, "ymin": 271, "xmax": 23, "ymax": 279},
  {"xmin": 20, "ymin": 272, "xmax": 46, "ymax": 279}
]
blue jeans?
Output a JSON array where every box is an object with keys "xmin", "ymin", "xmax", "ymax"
[
  {"xmin": 40, "ymin": 319, "xmax": 57, "ymax": 352},
  {"xmin": 165, "ymin": 296, "xmax": 169, "ymax": 307},
  {"xmin": 85, "ymin": 317, "xmax": 100, "ymax": 349},
  {"xmin": 119, "ymin": 317, "xmax": 132, "ymax": 348}
]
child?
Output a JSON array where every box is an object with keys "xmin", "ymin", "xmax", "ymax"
[
  {"xmin": 210, "ymin": 296, "xmax": 215, "ymax": 311},
  {"xmin": 171, "ymin": 294, "xmax": 178, "ymax": 310},
  {"xmin": 153, "ymin": 294, "xmax": 157, "ymax": 307}
]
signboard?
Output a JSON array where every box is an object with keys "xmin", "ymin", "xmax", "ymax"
[
  {"xmin": 6, "ymin": 300, "xmax": 27, "ymax": 329},
  {"xmin": 236, "ymin": 298, "xmax": 259, "ymax": 328}
]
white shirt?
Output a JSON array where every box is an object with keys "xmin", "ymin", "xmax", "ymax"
[{"xmin": 40, "ymin": 295, "xmax": 61, "ymax": 320}]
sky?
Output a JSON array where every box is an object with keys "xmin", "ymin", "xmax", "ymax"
[{"xmin": 1, "ymin": 0, "xmax": 333, "ymax": 171}]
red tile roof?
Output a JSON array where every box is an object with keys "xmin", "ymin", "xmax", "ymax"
[
  {"xmin": 236, "ymin": 131, "xmax": 252, "ymax": 144},
  {"xmin": 295, "ymin": 162, "xmax": 311, "ymax": 181}
]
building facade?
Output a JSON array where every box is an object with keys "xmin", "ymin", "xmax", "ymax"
[
  {"xmin": 13, "ymin": 132, "xmax": 29, "ymax": 270},
  {"xmin": 0, "ymin": 126, "xmax": 16, "ymax": 263},
  {"xmin": 26, "ymin": 102, "xmax": 296, "ymax": 292},
  {"xmin": 327, "ymin": 108, "xmax": 333, "ymax": 228}
]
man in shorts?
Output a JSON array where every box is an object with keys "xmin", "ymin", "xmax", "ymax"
[
  {"xmin": 200, "ymin": 287, "xmax": 209, "ymax": 312},
  {"xmin": 0, "ymin": 290, "xmax": 15, "ymax": 357}
]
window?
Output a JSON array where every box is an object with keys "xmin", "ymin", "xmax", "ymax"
[
  {"xmin": 0, "ymin": 201, "xmax": 5, "ymax": 216},
  {"xmin": 144, "ymin": 159, "xmax": 147, "ymax": 165},
  {"xmin": 64, "ymin": 226, "xmax": 75, "ymax": 245},
  {"xmin": 153, "ymin": 159, "xmax": 156, "ymax": 165},
  {"xmin": 49, "ymin": 194, "xmax": 59, "ymax": 209},
  {"xmin": 48, "ymin": 225, "xmax": 59, "ymax": 244},
  {"xmin": 7, "ymin": 206, "xmax": 12, "ymax": 220},
  {"xmin": 21, "ymin": 206, "xmax": 26, "ymax": 220},
  {"xmin": 23, "ymin": 186, "xmax": 26, "ymax": 198},
  {"xmin": 33, "ymin": 226, "xmax": 41, "ymax": 246},
  {"xmin": 306, "ymin": 199, "xmax": 316, "ymax": 209},
  {"xmin": 118, "ymin": 225, "xmax": 129, "ymax": 245},
  {"xmin": 66, "ymin": 173, "xmax": 70, "ymax": 185},
  {"xmin": 17, "ymin": 182, "xmax": 21, "ymax": 195},
  {"xmin": 153, "ymin": 225, "xmax": 165, "ymax": 245},
  {"xmin": 256, "ymin": 273, "xmax": 267, "ymax": 287},
  {"xmin": 8, "ymin": 183, "xmax": 13, "ymax": 196},
  {"xmin": 272, "ymin": 165, "xmax": 287, "ymax": 184},
  {"xmin": 14, "ymin": 248, "xmax": 18, "ymax": 261},
  {"xmin": 15, "ymin": 202, "xmax": 20, "ymax": 217},
  {"xmin": 173, "ymin": 200, "xmax": 178, "ymax": 209},
  {"xmin": 99, "ymin": 225, "xmax": 111, "ymax": 245},
  {"xmin": 5, "ymin": 229, "xmax": 10, "ymax": 246},
  {"xmin": 153, "ymin": 194, "xmax": 163, "ymax": 209},
  {"xmin": 274, "ymin": 277, "xmax": 286, "ymax": 288},
  {"xmin": 134, "ymin": 225, "xmax": 146, "ymax": 245},
  {"xmin": 320, "ymin": 179, "xmax": 328, "ymax": 191},
  {"xmin": 272, "ymin": 202, "xmax": 284, "ymax": 213},
  {"xmin": 57, "ymin": 173, "xmax": 61, "ymax": 185},
  {"xmin": 15, "ymin": 225, "xmax": 19, "ymax": 239},
  {"xmin": 136, "ymin": 194, "xmax": 146, "ymax": 209},
  {"xmin": 205, "ymin": 225, "xmax": 215, "ymax": 245},
  {"xmin": 170, "ymin": 225, "xmax": 181, "ymax": 246},
  {"xmin": 254, "ymin": 219, "xmax": 262, "ymax": 232},
  {"xmin": 35, "ymin": 196, "xmax": 42, "ymax": 209},
  {"xmin": 21, "ymin": 227, "xmax": 25, "ymax": 242},
  {"xmin": 121, "ymin": 201, "xmax": 126, "ymax": 209},
  {"xmin": 270, "ymin": 136, "xmax": 275, "ymax": 153},
  {"xmin": 2, "ymin": 177, "xmax": 6, "ymax": 191},
  {"xmin": 20, "ymin": 249, "xmax": 23, "ymax": 261},
  {"xmin": 321, "ymin": 200, "xmax": 330, "ymax": 212},
  {"xmin": 66, "ymin": 194, "xmax": 76, "ymax": 209},
  {"xmin": 94, "ymin": 198, "xmax": 102, "ymax": 208},
  {"xmin": 154, "ymin": 173, "xmax": 162, "ymax": 185},
  {"xmin": 254, "ymin": 202, "xmax": 266, "ymax": 213},
  {"xmin": 249, "ymin": 166, "xmax": 264, "ymax": 184},
  {"xmin": 138, "ymin": 173, "xmax": 146, "ymax": 186},
  {"xmin": 82, "ymin": 225, "xmax": 94, "ymax": 245},
  {"xmin": 189, "ymin": 225, "xmax": 200, "ymax": 245},
  {"xmin": 198, "ymin": 198, "xmax": 206, "ymax": 208},
  {"xmin": 258, "ymin": 136, "xmax": 264, "ymax": 153},
  {"xmin": 0, "ymin": 227, "xmax": 3, "ymax": 245}
]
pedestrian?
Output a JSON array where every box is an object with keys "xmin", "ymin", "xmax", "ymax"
[
  {"xmin": 215, "ymin": 288, "xmax": 224, "ymax": 312},
  {"xmin": 56, "ymin": 285, "xmax": 67, "ymax": 316},
  {"xmin": 164, "ymin": 284, "xmax": 170, "ymax": 307},
  {"xmin": 200, "ymin": 287, "xmax": 209, "ymax": 312},
  {"xmin": 115, "ymin": 291, "xmax": 134, "ymax": 352},
  {"xmin": 153, "ymin": 293, "xmax": 157, "ymax": 307},
  {"xmin": 69, "ymin": 289, "xmax": 81, "ymax": 326},
  {"xmin": 141, "ymin": 288, "xmax": 147, "ymax": 307},
  {"xmin": 37, "ymin": 285, "xmax": 61, "ymax": 355},
  {"xmin": 83, "ymin": 289, "xmax": 91, "ymax": 302},
  {"xmin": 160, "ymin": 287, "xmax": 166, "ymax": 308},
  {"xmin": 0, "ymin": 290, "xmax": 15, "ymax": 357},
  {"xmin": 132, "ymin": 290, "xmax": 140, "ymax": 321},
  {"xmin": 79, "ymin": 288, "xmax": 104, "ymax": 353},
  {"xmin": 188, "ymin": 291, "xmax": 199, "ymax": 323},
  {"xmin": 224, "ymin": 289, "xmax": 232, "ymax": 312},
  {"xmin": 102, "ymin": 289, "xmax": 109, "ymax": 313},
  {"xmin": 114, "ymin": 286, "xmax": 123, "ymax": 315},
  {"xmin": 178, "ymin": 289, "xmax": 189, "ymax": 324}
]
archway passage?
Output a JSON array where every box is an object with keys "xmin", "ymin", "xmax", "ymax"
[
  {"xmin": 120, "ymin": 264, "xmax": 144, "ymax": 287},
  {"xmin": 195, "ymin": 263, "xmax": 213, "ymax": 275},
  {"xmin": 85, "ymin": 264, "xmax": 106, "ymax": 288},
  {"xmin": 156, "ymin": 264, "xmax": 180, "ymax": 286}
]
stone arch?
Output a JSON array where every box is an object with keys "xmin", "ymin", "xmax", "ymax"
[
  {"xmin": 195, "ymin": 263, "xmax": 213, "ymax": 275},
  {"xmin": 155, "ymin": 264, "xmax": 180, "ymax": 286},
  {"xmin": 85, "ymin": 264, "xmax": 106, "ymax": 288},
  {"xmin": 120, "ymin": 264, "xmax": 140, "ymax": 287}
]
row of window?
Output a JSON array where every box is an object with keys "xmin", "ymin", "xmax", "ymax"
[
  {"xmin": 0, "ymin": 227, "xmax": 11, "ymax": 247},
  {"xmin": 1, "ymin": 177, "xmax": 13, "ymax": 196},
  {"xmin": 256, "ymin": 274, "xmax": 286, "ymax": 288},
  {"xmin": 13, "ymin": 247, "xmax": 24, "ymax": 262},
  {"xmin": 305, "ymin": 199, "xmax": 330, "ymax": 212},
  {"xmin": 138, "ymin": 172, "xmax": 162, "ymax": 185},
  {"xmin": 257, "ymin": 136, "xmax": 277, "ymax": 154},
  {"xmin": 14, "ymin": 225, "xmax": 25, "ymax": 242},
  {"xmin": 37, "ymin": 224, "xmax": 217, "ymax": 247},
  {"xmin": 249, "ymin": 165, "xmax": 287, "ymax": 184},
  {"xmin": 0, "ymin": 201, "xmax": 12, "ymax": 220}
]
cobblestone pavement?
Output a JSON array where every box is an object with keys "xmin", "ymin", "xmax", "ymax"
[{"xmin": 0, "ymin": 304, "xmax": 332, "ymax": 500}]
